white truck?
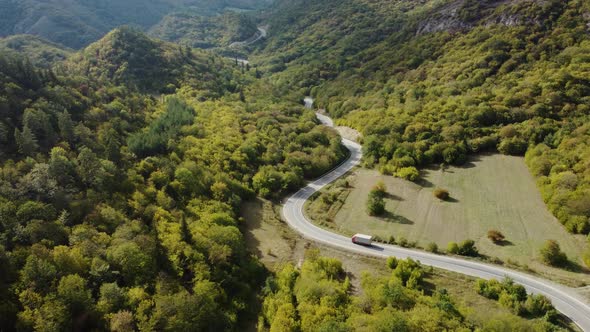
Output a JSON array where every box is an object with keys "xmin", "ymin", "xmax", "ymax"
[{"xmin": 351, "ymin": 234, "xmax": 373, "ymax": 246}]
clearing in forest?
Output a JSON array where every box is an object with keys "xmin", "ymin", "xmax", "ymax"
[{"xmin": 307, "ymin": 153, "xmax": 589, "ymax": 284}]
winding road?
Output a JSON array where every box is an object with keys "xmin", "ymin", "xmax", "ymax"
[
  {"xmin": 282, "ymin": 112, "xmax": 590, "ymax": 331},
  {"xmin": 229, "ymin": 26, "xmax": 268, "ymax": 48}
]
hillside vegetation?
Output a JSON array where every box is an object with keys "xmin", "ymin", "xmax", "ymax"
[
  {"xmin": 0, "ymin": 0, "xmax": 273, "ymax": 49},
  {"xmin": 260, "ymin": 251, "xmax": 566, "ymax": 331},
  {"xmin": 256, "ymin": 0, "xmax": 590, "ymax": 249},
  {"xmin": 63, "ymin": 27, "xmax": 234, "ymax": 94},
  {"xmin": 149, "ymin": 11, "xmax": 258, "ymax": 49},
  {"xmin": 0, "ymin": 27, "xmax": 346, "ymax": 330},
  {"xmin": 0, "ymin": 35, "xmax": 72, "ymax": 68}
]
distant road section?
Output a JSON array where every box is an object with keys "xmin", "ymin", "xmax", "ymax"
[
  {"xmin": 229, "ymin": 26, "xmax": 268, "ymax": 48},
  {"xmin": 281, "ymin": 109, "xmax": 590, "ymax": 331}
]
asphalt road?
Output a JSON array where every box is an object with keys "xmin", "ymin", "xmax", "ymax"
[{"xmin": 282, "ymin": 112, "xmax": 590, "ymax": 331}]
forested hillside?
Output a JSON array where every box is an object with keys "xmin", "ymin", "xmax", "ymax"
[
  {"xmin": 259, "ymin": 252, "xmax": 564, "ymax": 331},
  {"xmin": 149, "ymin": 11, "xmax": 258, "ymax": 49},
  {"xmin": 0, "ymin": 28, "xmax": 346, "ymax": 330},
  {"xmin": 0, "ymin": 35, "xmax": 72, "ymax": 68},
  {"xmin": 62, "ymin": 27, "xmax": 235, "ymax": 94},
  {"xmin": 255, "ymin": 0, "xmax": 590, "ymax": 247},
  {"xmin": 0, "ymin": 0, "xmax": 273, "ymax": 48}
]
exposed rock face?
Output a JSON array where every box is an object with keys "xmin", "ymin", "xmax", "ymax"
[
  {"xmin": 415, "ymin": 0, "xmax": 540, "ymax": 35},
  {"xmin": 417, "ymin": 7, "xmax": 471, "ymax": 34}
]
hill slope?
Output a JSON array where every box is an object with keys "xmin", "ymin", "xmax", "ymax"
[
  {"xmin": 63, "ymin": 27, "xmax": 234, "ymax": 94},
  {"xmin": 0, "ymin": 0, "xmax": 274, "ymax": 49},
  {"xmin": 255, "ymin": 0, "xmax": 590, "ymax": 243},
  {"xmin": 0, "ymin": 34, "xmax": 72, "ymax": 67},
  {"xmin": 149, "ymin": 11, "xmax": 258, "ymax": 49}
]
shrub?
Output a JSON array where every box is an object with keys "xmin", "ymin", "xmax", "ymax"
[
  {"xmin": 539, "ymin": 240, "xmax": 568, "ymax": 266},
  {"xmin": 366, "ymin": 191, "xmax": 385, "ymax": 216},
  {"xmin": 426, "ymin": 242, "xmax": 438, "ymax": 253},
  {"xmin": 396, "ymin": 167, "xmax": 420, "ymax": 181},
  {"xmin": 388, "ymin": 236, "xmax": 396, "ymax": 244},
  {"xmin": 447, "ymin": 242, "xmax": 459, "ymax": 254},
  {"xmin": 398, "ymin": 237, "xmax": 408, "ymax": 248},
  {"xmin": 372, "ymin": 181, "xmax": 386, "ymax": 196},
  {"xmin": 433, "ymin": 188, "xmax": 449, "ymax": 200},
  {"xmin": 458, "ymin": 239, "xmax": 479, "ymax": 257},
  {"xmin": 487, "ymin": 230, "xmax": 505, "ymax": 244},
  {"xmin": 367, "ymin": 183, "xmax": 387, "ymax": 216},
  {"xmin": 387, "ymin": 256, "xmax": 398, "ymax": 269},
  {"xmin": 525, "ymin": 294, "xmax": 553, "ymax": 317}
]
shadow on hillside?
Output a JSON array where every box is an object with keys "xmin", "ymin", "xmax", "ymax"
[
  {"xmin": 384, "ymin": 192, "xmax": 404, "ymax": 201},
  {"xmin": 562, "ymin": 260, "xmax": 588, "ymax": 274},
  {"xmin": 417, "ymin": 177, "xmax": 435, "ymax": 188},
  {"xmin": 380, "ymin": 211, "xmax": 414, "ymax": 225},
  {"xmin": 494, "ymin": 240, "xmax": 514, "ymax": 247},
  {"xmin": 445, "ymin": 196, "xmax": 460, "ymax": 203}
]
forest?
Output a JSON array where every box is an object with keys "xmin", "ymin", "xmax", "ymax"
[
  {"xmin": 1, "ymin": 0, "xmax": 590, "ymax": 330},
  {"xmin": 0, "ymin": 0, "xmax": 273, "ymax": 49},
  {"xmin": 253, "ymin": 0, "xmax": 590, "ymax": 257},
  {"xmin": 0, "ymin": 27, "xmax": 345, "ymax": 330}
]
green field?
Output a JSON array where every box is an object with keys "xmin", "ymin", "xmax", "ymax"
[{"xmin": 307, "ymin": 153, "xmax": 590, "ymax": 285}]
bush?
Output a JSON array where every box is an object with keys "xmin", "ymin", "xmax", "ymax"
[
  {"xmin": 366, "ymin": 192, "xmax": 385, "ymax": 216},
  {"xmin": 396, "ymin": 167, "xmax": 420, "ymax": 181},
  {"xmin": 487, "ymin": 230, "xmax": 505, "ymax": 244},
  {"xmin": 426, "ymin": 242, "xmax": 438, "ymax": 253},
  {"xmin": 458, "ymin": 239, "xmax": 479, "ymax": 257},
  {"xmin": 539, "ymin": 240, "xmax": 568, "ymax": 266},
  {"xmin": 388, "ymin": 236, "xmax": 396, "ymax": 244},
  {"xmin": 433, "ymin": 188, "xmax": 449, "ymax": 200},
  {"xmin": 367, "ymin": 184, "xmax": 386, "ymax": 216},
  {"xmin": 447, "ymin": 242, "xmax": 459, "ymax": 254},
  {"xmin": 398, "ymin": 237, "xmax": 409, "ymax": 248},
  {"xmin": 525, "ymin": 294, "xmax": 553, "ymax": 317},
  {"xmin": 476, "ymin": 278, "xmax": 555, "ymax": 318},
  {"xmin": 387, "ymin": 256, "xmax": 398, "ymax": 269}
]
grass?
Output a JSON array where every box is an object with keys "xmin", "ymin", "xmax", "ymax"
[
  {"xmin": 306, "ymin": 153, "xmax": 590, "ymax": 286},
  {"xmin": 241, "ymin": 198, "xmax": 579, "ymax": 329}
]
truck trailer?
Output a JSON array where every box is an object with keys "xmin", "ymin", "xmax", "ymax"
[{"xmin": 351, "ymin": 234, "xmax": 373, "ymax": 246}]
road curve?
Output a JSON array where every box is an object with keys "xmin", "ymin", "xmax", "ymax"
[{"xmin": 282, "ymin": 112, "xmax": 590, "ymax": 331}]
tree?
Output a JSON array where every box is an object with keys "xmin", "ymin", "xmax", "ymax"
[
  {"xmin": 97, "ymin": 283, "xmax": 126, "ymax": 314},
  {"xmin": 57, "ymin": 274, "xmax": 93, "ymax": 315},
  {"xmin": 433, "ymin": 188, "xmax": 449, "ymax": 200},
  {"xmin": 457, "ymin": 239, "xmax": 479, "ymax": 257},
  {"xmin": 110, "ymin": 311, "xmax": 135, "ymax": 332},
  {"xmin": 14, "ymin": 126, "xmax": 38, "ymax": 156},
  {"xmin": 57, "ymin": 110, "xmax": 75, "ymax": 143},
  {"xmin": 77, "ymin": 147, "xmax": 102, "ymax": 187},
  {"xmin": 21, "ymin": 255, "xmax": 57, "ymax": 293},
  {"xmin": 525, "ymin": 294, "xmax": 553, "ymax": 317},
  {"xmin": 107, "ymin": 242, "xmax": 156, "ymax": 285},
  {"xmin": 396, "ymin": 167, "xmax": 420, "ymax": 181},
  {"xmin": 270, "ymin": 303, "xmax": 299, "ymax": 332},
  {"xmin": 48, "ymin": 147, "xmax": 77, "ymax": 187},
  {"xmin": 487, "ymin": 230, "xmax": 505, "ymax": 244},
  {"xmin": 426, "ymin": 242, "xmax": 438, "ymax": 253},
  {"xmin": 447, "ymin": 242, "xmax": 459, "ymax": 254},
  {"xmin": 539, "ymin": 240, "xmax": 568, "ymax": 266},
  {"xmin": 367, "ymin": 189, "xmax": 385, "ymax": 216}
]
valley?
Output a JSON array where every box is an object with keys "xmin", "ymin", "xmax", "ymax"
[{"xmin": 0, "ymin": 0, "xmax": 590, "ymax": 331}]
